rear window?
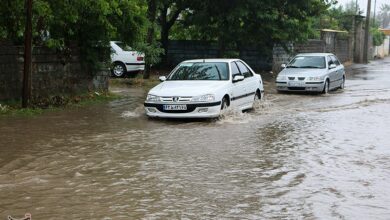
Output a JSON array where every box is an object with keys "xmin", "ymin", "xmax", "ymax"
[{"xmin": 115, "ymin": 42, "xmax": 132, "ymax": 51}]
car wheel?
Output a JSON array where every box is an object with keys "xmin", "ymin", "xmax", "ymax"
[
  {"xmin": 322, "ymin": 80, "xmax": 329, "ymax": 94},
  {"xmin": 340, "ymin": 76, "xmax": 345, "ymax": 90},
  {"xmin": 220, "ymin": 97, "xmax": 229, "ymax": 115},
  {"xmin": 112, "ymin": 62, "xmax": 126, "ymax": 77},
  {"xmin": 252, "ymin": 91, "xmax": 261, "ymax": 108}
]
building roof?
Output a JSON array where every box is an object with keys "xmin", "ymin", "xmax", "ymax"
[
  {"xmin": 296, "ymin": 53, "xmax": 335, "ymax": 56},
  {"xmin": 321, "ymin": 29, "xmax": 348, "ymax": 33},
  {"xmin": 379, "ymin": 28, "xmax": 390, "ymax": 36}
]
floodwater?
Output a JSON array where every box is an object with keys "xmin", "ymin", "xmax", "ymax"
[{"xmin": 1, "ymin": 58, "xmax": 390, "ymax": 219}]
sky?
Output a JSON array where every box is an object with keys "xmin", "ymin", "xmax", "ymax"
[{"xmin": 336, "ymin": 0, "xmax": 388, "ymax": 14}]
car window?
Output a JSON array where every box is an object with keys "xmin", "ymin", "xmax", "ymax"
[
  {"xmin": 115, "ymin": 42, "xmax": 132, "ymax": 51},
  {"xmin": 327, "ymin": 56, "xmax": 334, "ymax": 67},
  {"xmin": 331, "ymin": 55, "xmax": 340, "ymax": 66},
  {"xmin": 168, "ymin": 62, "xmax": 229, "ymax": 80},
  {"xmin": 236, "ymin": 61, "xmax": 253, "ymax": 78},
  {"xmin": 230, "ymin": 62, "xmax": 241, "ymax": 78}
]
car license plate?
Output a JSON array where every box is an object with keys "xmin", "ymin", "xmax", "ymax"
[
  {"xmin": 163, "ymin": 105, "xmax": 187, "ymax": 110},
  {"xmin": 288, "ymin": 81, "xmax": 304, "ymax": 87}
]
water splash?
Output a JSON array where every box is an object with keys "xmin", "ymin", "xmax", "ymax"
[{"xmin": 121, "ymin": 106, "xmax": 144, "ymax": 118}]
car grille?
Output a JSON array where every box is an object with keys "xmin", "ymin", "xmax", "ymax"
[
  {"xmin": 288, "ymin": 87, "xmax": 306, "ymax": 91},
  {"xmin": 298, "ymin": 77, "xmax": 305, "ymax": 80},
  {"xmin": 288, "ymin": 77, "xmax": 295, "ymax": 80},
  {"xmin": 160, "ymin": 96, "xmax": 192, "ymax": 102},
  {"xmin": 144, "ymin": 102, "xmax": 221, "ymax": 114}
]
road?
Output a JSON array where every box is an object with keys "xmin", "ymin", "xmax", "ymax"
[{"xmin": 0, "ymin": 57, "xmax": 390, "ymax": 219}]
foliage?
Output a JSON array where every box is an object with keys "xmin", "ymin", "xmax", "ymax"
[
  {"xmin": 371, "ymin": 26, "xmax": 386, "ymax": 46},
  {"xmin": 311, "ymin": 1, "xmax": 363, "ymax": 33},
  {"xmin": 378, "ymin": 4, "xmax": 390, "ymax": 28},
  {"xmin": 1, "ymin": 0, "xmax": 351, "ymax": 75},
  {"xmin": 0, "ymin": 0, "xmax": 147, "ymax": 72},
  {"xmin": 170, "ymin": 0, "xmax": 335, "ymax": 55},
  {"xmin": 110, "ymin": 74, "xmax": 161, "ymax": 88},
  {"xmin": 0, "ymin": 92, "xmax": 120, "ymax": 117},
  {"xmin": 135, "ymin": 41, "xmax": 164, "ymax": 66}
]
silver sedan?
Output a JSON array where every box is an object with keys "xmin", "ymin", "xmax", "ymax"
[{"xmin": 276, "ymin": 53, "xmax": 345, "ymax": 94}]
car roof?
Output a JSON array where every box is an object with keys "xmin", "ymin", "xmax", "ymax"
[
  {"xmin": 295, "ymin": 53, "xmax": 334, "ymax": 56},
  {"xmin": 182, "ymin": 58, "xmax": 241, "ymax": 63}
]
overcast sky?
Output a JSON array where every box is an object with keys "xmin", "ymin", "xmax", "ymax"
[{"xmin": 336, "ymin": 0, "xmax": 388, "ymax": 14}]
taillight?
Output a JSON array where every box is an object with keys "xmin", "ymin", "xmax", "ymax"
[{"xmin": 137, "ymin": 56, "xmax": 144, "ymax": 61}]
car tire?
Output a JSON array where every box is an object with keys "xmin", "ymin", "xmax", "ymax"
[
  {"xmin": 111, "ymin": 62, "xmax": 126, "ymax": 78},
  {"xmin": 220, "ymin": 97, "xmax": 229, "ymax": 115},
  {"xmin": 322, "ymin": 79, "xmax": 329, "ymax": 94},
  {"xmin": 340, "ymin": 76, "xmax": 345, "ymax": 90},
  {"xmin": 252, "ymin": 91, "xmax": 261, "ymax": 108}
]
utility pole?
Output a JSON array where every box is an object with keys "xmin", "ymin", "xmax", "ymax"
[
  {"xmin": 373, "ymin": 0, "xmax": 377, "ymax": 24},
  {"xmin": 363, "ymin": 0, "xmax": 371, "ymax": 63},
  {"xmin": 22, "ymin": 0, "xmax": 32, "ymax": 108}
]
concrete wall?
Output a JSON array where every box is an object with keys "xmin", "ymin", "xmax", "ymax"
[
  {"xmin": 0, "ymin": 42, "xmax": 109, "ymax": 101},
  {"xmin": 272, "ymin": 36, "xmax": 352, "ymax": 74},
  {"xmin": 166, "ymin": 40, "xmax": 272, "ymax": 71},
  {"xmin": 373, "ymin": 36, "xmax": 390, "ymax": 58},
  {"xmin": 273, "ymin": 40, "xmax": 327, "ymax": 73}
]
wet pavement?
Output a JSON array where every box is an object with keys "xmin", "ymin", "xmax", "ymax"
[{"xmin": 1, "ymin": 57, "xmax": 390, "ymax": 219}]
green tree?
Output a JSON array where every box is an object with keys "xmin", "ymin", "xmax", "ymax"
[
  {"xmin": 378, "ymin": 4, "xmax": 390, "ymax": 28},
  {"xmin": 171, "ymin": 0, "xmax": 334, "ymax": 56},
  {"xmin": 0, "ymin": 0, "xmax": 147, "ymax": 70}
]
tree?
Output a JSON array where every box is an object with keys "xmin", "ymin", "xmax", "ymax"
[
  {"xmin": 378, "ymin": 4, "xmax": 390, "ymax": 28},
  {"xmin": 171, "ymin": 0, "xmax": 334, "ymax": 56},
  {"xmin": 158, "ymin": 0, "xmax": 188, "ymax": 66},
  {"xmin": 0, "ymin": 0, "xmax": 147, "ymax": 67}
]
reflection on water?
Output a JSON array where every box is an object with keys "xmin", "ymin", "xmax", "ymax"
[{"xmin": 1, "ymin": 59, "xmax": 390, "ymax": 219}]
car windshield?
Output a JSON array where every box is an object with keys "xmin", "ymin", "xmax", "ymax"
[
  {"xmin": 168, "ymin": 62, "xmax": 229, "ymax": 80},
  {"xmin": 115, "ymin": 42, "xmax": 132, "ymax": 51},
  {"xmin": 287, "ymin": 56, "xmax": 326, "ymax": 69}
]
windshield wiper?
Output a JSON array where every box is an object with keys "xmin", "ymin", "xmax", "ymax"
[
  {"xmin": 300, "ymin": 66, "xmax": 322, "ymax": 69},
  {"xmin": 287, "ymin": 65, "xmax": 299, "ymax": 68},
  {"xmin": 214, "ymin": 65, "xmax": 222, "ymax": 80}
]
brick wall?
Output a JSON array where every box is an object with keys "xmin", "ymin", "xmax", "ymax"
[{"xmin": 0, "ymin": 43, "xmax": 109, "ymax": 101}]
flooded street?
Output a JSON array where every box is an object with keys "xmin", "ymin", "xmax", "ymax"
[{"xmin": 1, "ymin": 57, "xmax": 390, "ymax": 219}]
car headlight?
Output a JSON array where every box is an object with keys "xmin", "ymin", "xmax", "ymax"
[
  {"xmin": 307, "ymin": 76, "xmax": 324, "ymax": 81},
  {"xmin": 146, "ymin": 94, "xmax": 160, "ymax": 102},
  {"xmin": 276, "ymin": 75, "xmax": 287, "ymax": 81},
  {"xmin": 191, "ymin": 94, "xmax": 215, "ymax": 102}
]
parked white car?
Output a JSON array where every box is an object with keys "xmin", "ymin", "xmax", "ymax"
[
  {"xmin": 110, "ymin": 41, "xmax": 145, "ymax": 77},
  {"xmin": 144, "ymin": 59, "xmax": 264, "ymax": 118},
  {"xmin": 276, "ymin": 53, "xmax": 345, "ymax": 93}
]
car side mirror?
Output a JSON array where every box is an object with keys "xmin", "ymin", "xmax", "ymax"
[
  {"xmin": 159, "ymin": 76, "xmax": 167, "ymax": 82},
  {"xmin": 232, "ymin": 75, "xmax": 245, "ymax": 83},
  {"xmin": 281, "ymin": 64, "xmax": 287, "ymax": 68},
  {"xmin": 329, "ymin": 64, "xmax": 336, "ymax": 69}
]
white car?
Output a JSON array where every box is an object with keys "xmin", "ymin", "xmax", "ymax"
[
  {"xmin": 110, "ymin": 41, "xmax": 145, "ymax": 77},
  {"xmin": 144, "ymin": 59, "xmax": 264, "ymax": 118},
  {"xmin": 276, "ymin": 53, "xmax": 345, "ymax": 93}
]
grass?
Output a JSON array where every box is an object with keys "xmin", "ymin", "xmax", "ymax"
[
  {"xmin": 0, "ymin": 92, "xmax": 120, "ymax": 117},
  {"xmin": 110, "ymin": 74, "xmax": 161, "ymax": 90}
]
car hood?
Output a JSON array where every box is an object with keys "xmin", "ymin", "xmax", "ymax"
[
  {"xmin": 278, "ymin": 68, "xmax": 327, "ymax": 77},
  {"xmin": 148, "ymin": 81, "xmax": 227, "ymax": 96}
]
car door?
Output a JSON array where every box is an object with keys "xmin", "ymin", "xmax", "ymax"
[
  {"xmin": 230, "ymin": 62, "xmax": 247, "ymax": 107},
  {"xmin": 236, "ymin": 61, "xmax": 258, "ymax": 105},
  {"xmin": 327, "ymin": 55, "xmax": 338, "ymax": 88},
  {"xmin": 331, "ymin": 55, "xmax": 344, "ymax": 86}
]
